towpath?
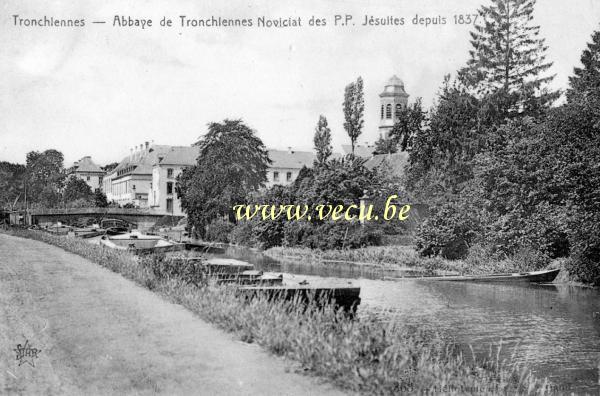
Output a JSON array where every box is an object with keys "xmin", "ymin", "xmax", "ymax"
[{"xmin": 0, "ymin": 233, "xmax": 345, "ymax": 395}]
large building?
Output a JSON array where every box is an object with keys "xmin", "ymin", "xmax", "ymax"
[
  {"xmin": 148, "ymin": 146, "xmax": 198, "ymax": 216},
  {"xmin": 66, "ymin": 156, "xmax": 105, "ymax": 191},
  {"xmin": 264, "ymin": 148, "xmax": 315, "ymax": 188},
  {"xmin": 102, "ymin": 143, "xmax": 173, "ymax": 207},
  {"xmin": 378, "ymin": 75, "xmax": 409, "ymax": 139}
]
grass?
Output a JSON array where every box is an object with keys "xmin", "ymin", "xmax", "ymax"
[
  {"xmin": 264, "ymin": 244, "xmax": 551, "ymax": 275},
  {"xmin": 2, "ymin": 227, "xmax": 555, "ymax": 395}
]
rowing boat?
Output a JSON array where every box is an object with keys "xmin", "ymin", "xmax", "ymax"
[{"xmin": 385, "ymin": 268, "xmax": 560, "ymax": 283}]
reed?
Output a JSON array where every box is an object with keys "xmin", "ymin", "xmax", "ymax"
[{"xmin": 2, "ymin": 228, "xmax": 553, "ymax": 395}]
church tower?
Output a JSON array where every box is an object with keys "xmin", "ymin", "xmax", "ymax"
[{"xmin": 379, "ymin": 75, "xmax": 409, "ymax": 139}]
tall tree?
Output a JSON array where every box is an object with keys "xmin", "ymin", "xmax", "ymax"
[
  {"xmin": 568, "ymin": 29, "xmax": 600, "ymax": 101},
  {"xmin": 177, "ymin": 119, "xmax": 270, "ymax": 237},
  {"xmin": 313, "ymin": 115, "xmax": 332, "ymax": 165},
  {"xmin": 389, "ymin": 98, "xmax": 426, "ymax": 152},
  {"xmin": 459, "ymin": 0, "xmax": 557, "ymax": 117},
  {"xmin": 0, "ymin": 162, "xmax": 26, "ymax": 210},
  {"xmin": 63, "ymin": 176, "xmax": 93, "ymax": 203},
  {"xmin": 25, "ymin": 149, "xmax": 65, "ymax": 207},
  {"xmin": 343, "ymin": 77, "xmax": 365, "ymax": 155}
]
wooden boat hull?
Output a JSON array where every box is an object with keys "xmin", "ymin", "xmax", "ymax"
[
  {"xmin": 237, "ymin": 286, "xmax": 361, "ymax": 314},
  {"xmin": 386, "ymin": 268, "xmax": 560, "ymax": 283}
]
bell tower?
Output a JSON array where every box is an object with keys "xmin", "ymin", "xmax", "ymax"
[{"xmin": 379, "ymin": 75, "xmax": 409, "ymax": 139}]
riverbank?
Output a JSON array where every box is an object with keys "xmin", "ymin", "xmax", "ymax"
[
  {"xmin": 264, "ymin": 245, "xmax": 572, "ymax": 277},
  {"xmin": 1, "ymin": 228, "xmax": 553, "ymax": 394}
]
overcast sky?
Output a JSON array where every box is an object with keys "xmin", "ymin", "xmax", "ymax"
[{"xmin": 1, "ymin": 0, "xmax": 599, "ymax": 166}]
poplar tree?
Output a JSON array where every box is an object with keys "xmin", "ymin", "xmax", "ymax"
[
  {"xmin": 343, "ymin": 77, "xmax": 365, "ymax": 155},
  {"xmin": 459, "ymin": 0, "xmax": 558, "ymax": 116},
  {"xmin": 313, "ymin": 115, "xmax": 332, "ymax": 165}
]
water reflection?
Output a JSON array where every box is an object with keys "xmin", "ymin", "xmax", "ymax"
[{"xmin": 212, "ymin": 246, "xmax": 600, "ymax": 392}]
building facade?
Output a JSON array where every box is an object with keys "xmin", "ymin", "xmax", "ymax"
[
  {"xmin": 379, "ymin": 75, "xmax": 409, "ymax": 139},
  {"xmin": 264, "ymin": 149, "xmax": 315, "ymax": 188},
  {"xmin": 66, "ymin": 156, "xmax": 105, "ymax": 191},
  {"xmin": 148, "ymin": 146, "xmax": 198, "ymax": 216},
  {"xmin": 103, "ymin": 143, "xmax": 172, "ymax": 207}
]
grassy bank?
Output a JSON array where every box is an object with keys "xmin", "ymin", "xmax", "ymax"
[
  {"xmin": 2, "ymin": 228, "xmax": 554, "ymax": 394},
  {"xmin": 264, "ymin": 245, "xmax": 558, "ymax": 275}
]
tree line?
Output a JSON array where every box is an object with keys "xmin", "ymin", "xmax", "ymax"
[
  {"xmin": 1, "ymin": 150, "xmax": 111, "ymax": 210},
  {"xmin": 177, "ymin": 0, "xmax": 600, "ymax": 285}
]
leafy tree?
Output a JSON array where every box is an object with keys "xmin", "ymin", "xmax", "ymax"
[
  {"xmin": 373, "ymin": 135, "xmax": 398, "ymax": 155},
  {"xmin": 567, "ymin": 30, "xmax": 600, "ymax": 101},
  {"xmin": 343, "ymin": 77, "xmax": 365, "ymax": 155},
  {"xmin": 25, "ymin": 149, "xmax": 65, "ymax": 206},
  {"xmin": 0, "ymin": 162, "xmax": 26, "ymax": 210},
  {"xmin": 63, "ymin": 176, "xmax": 93, "ymax": 203},
  {"xmin": 296, "ymin": 155, "xmax": 379, "ymax": 209},
  {"xmin": 313, "ymin": 115, "xmax": 332, "ymax": 165},
  {"xmin": 406, "ymin": 77, "xmax": 489, "ymax": 200},
  {"xmin": 177, "ymin": 119, "xmax": 270, "ymax": 237},
  {"xmin": 459, "ymin": 0, "xmax": 558, "ymax": 117},
  {"xmin": 388, "ymin": 98, "xmax": 426, "ymax": 151},
  {"xmin": 94, "ymin": 189, "xmax": 109, "ymax": 207}
]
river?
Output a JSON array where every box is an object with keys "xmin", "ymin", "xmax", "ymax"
[{"xmin": 208, "ymin": 246, "xmax": 600, "ymax": 394}]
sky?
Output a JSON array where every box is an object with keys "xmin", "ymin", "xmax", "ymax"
[{"xmin": 1, "ymin": 0, "xmax": 599, "ymax": 166}]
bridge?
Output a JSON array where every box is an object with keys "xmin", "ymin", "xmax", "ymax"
[{"xmin": 26, "ymin": 208, "xmax": 184, "ymax": 231}]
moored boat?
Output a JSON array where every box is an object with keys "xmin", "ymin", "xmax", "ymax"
[
  {"xmin": 100, "ymin": 231, "xmax": 185, "ymax": 253},
  {"xmin": 237, "ymin": 285, "xmax": 362, "ymax": 314},
  {"xmin": 385, "ymin": 268, "xmax": 560, "ymax": 283}
]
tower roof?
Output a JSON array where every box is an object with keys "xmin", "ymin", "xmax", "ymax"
[
  {"xmin": 380, "ymin": 74, "xmax": 409, "ymax": 98},
  {"xmin": 387, "ymin": 75, "xmax": 404, "ymax": 87}
]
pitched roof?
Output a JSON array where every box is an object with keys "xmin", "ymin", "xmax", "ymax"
[
  {"xmin": 68, "ymin": 156, "xmax": 104, "ymax": 174},
  {"xmin": 364, "ymin": 151, "xmax": 408, "ymax": 178},
  {"xmin": 110, "ymin": 145, "xmax": 172, "ymax": 178},
  {"xmin": 268, "ymin": 149, "xmax": 315, "ymax": 169},
  {"xmin": 157, "ymin": 146, "xmax": 199, "ymax": 166},
  {"xmin": 341, "ymin": 145, "xmax": 376, "ymax": 158}
]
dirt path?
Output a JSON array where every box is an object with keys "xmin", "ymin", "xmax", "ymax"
[{"xmin": 0, "ymin": 234, "xmax": 346, "ymax": 395}]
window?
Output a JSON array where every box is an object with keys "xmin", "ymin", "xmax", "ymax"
[
  {"xmin": 86, "ymin": 176, "xmax": 90, "ymax": 181},
  {"xmin": 167, "ymin": 168, "xmax": 174, "ymax": 178},
  {"xmin": 273, "ymin": 171, "xmax": 279, "ymax": 182},
  {"xmin": 166, "ymin": 198, "xmax": 173, "ymax": 213},
  {"xmin": 167, "ymin": 182, "xmax": 173, "ymax": 194},
  {"xmin": 396, "ymin": 104, "xmax": 402, "ymax": 117},
  {"xmin": 380, "ymin": 105, "xmax": 384, "ymax": 119},
  {"xmin": 386, "ymin": 104, "xmax": 392, "ymax": 119},
  {"xmin": 286, "ymin": 172, "xmax": 292, "ymax": 182}
]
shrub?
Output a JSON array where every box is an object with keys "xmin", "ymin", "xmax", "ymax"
[
  {"xmin": 204, "ymin": 218, "xmax": 234, "ymax": 243},
  {"xmin": 229, "ymin": 221, "xmax": 256, "ymax": 246},
  {"xmin": 565, "ymin": 212, "xmax": 600, "ymax": 285},
  {"xmin": 415, "ymin": 202, "xmax": 480, "ymax": 259},
  {"xmin": 283, "ymin": 221, "xmax": 382, "ymax": 250}
]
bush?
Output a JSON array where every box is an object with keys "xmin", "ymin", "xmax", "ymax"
[
  {"xmin": 229, "ymin": 221, "xmax": 256, "ymax": 246},
  {"xmin": 204, "ymin": 218, "xmax": 234, "ymax": 243},
  {"xmin": 565, "ymin": 212, "xmax": 600, "ymax": 285},
  {"xmin": 283, "ymin": 221, "xmax": 382, "ymax": 250},
  {"xmin": 415, "ymin": 202, "xmax": 480, "ymax": 259}
]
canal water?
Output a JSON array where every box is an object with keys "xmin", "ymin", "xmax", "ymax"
[{"xmin": 209, "ymin": 246, "xmax": 600, "ymax": 393}]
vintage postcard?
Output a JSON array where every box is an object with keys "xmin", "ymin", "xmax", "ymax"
[{"xmin": 1, "ymin": 0, "xmax": 599, "ymax": 394}]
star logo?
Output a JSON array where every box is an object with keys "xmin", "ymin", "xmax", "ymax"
[{"xmin": 14, "ymin": 340, "xmax": 41, "ymax": 367}]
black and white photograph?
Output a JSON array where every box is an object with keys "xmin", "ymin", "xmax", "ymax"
[{"xmin": 1, "ymin": 0, "xmax": 600, "ymax": 394}]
